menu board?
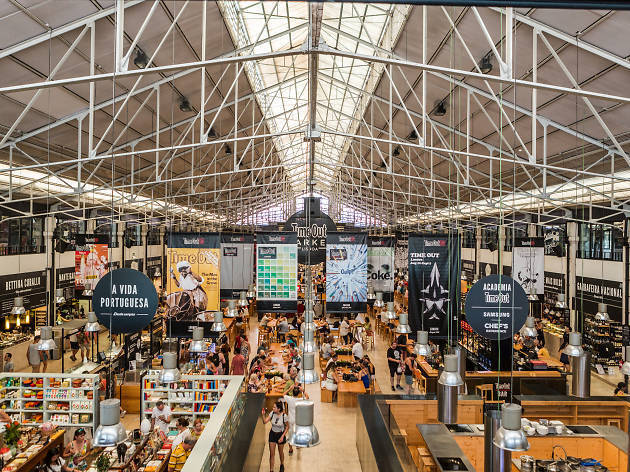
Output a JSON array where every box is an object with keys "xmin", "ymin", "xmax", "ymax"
[{"xmin": 256, "ymin": 233, "xmax": 298, "ymax": 313}]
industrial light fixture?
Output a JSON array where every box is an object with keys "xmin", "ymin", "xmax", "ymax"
[
  {"xmin": 563, "ymin": 332, "xmax": 584, "ymax": 357},
  {"xmin": 133, "ymin": 48, "xmax": 148, "ymax": 69},
  {"xmin": 55, "ymin": 289, "xmax": 66, "ymax": 305},
  {"xmin": 10, "ymin": 297, "xmax": 25, "ymax": 316},
  {"xmin": 555, "ymin": 294, "xmax": 567, "ymax": 309},
  {"xmin": 82, "ymin": 288, "xmax": 93, "ymax": 297},
  {"xmin": 225, "ymin": 300, "xmax": 238, "ymax": 318},
  {"xmin": 238, "ymin": 291, "xmax": 249, "ymax": 308},
  {"xmin": 396, "ymin": 313, "xmax": 411, "ymax": 334},
  {"xmin": 479, "ymin": 52, "xmax": 493, "ymax": 74},
  {"xmin": 153, "ymin": 266, "xmax": 161, "ymax": 278},
  {"xmin": 392, "ymin": 146, "xmax": 400, "ymax": 157},
  {"xmin": 595, "ymin": 303, "xmax": 610, "ymax": 322},
  {"xmin": 461, "ymin": 274, "xmax": 467, "ymax": 281},
  {"xmin": 85, "ymin": 312, "xmax": 101, "ymax": 332},
  {"xmin": 225, "ymin": 144, "xmax": 232, "ymax": 155},
  {"xmin": 288, "ymin": 400, "xmax": 320, "ymax": 448},
  {"xmin": 367, "ymin": 286, "xmax": 376, "ymax": 301},
  {"xmin": 93, "ymin": 399, "xmax": 127, "ymax": 446},
  {"xmin": 520, "ymin": 316, "xmax": 537, "ymax": 338},
  {"xmin": 188, "ymin": 326, "xmax": 207, "ymax": 353},
  {"xmin": 373, "ymin": 292, "xmax": 385, "ymax": 309},
  {"xmin": 407, "ymin": 129, "xmax": 419, "ymax": 141},
  {"xmin": 438, "ymin": 354, "xmax": 464, "ymax": 387},
  {"xmin": 493, "ymin": 403, "xmax": 530, "ymax": 452},
  {"xmin": 433, "ymin": 100, "xmax": 447, "ymax": 116},
  {"xmin": 297, "ymin": 352, "xmax": 318, "ymax": 384},
  {"xmin": 207, "ymin": 127, "xmax": 218, "ymax": 138},
  {"xmin": 246, "ymin": 284, "xmax": 256, "ymax": 299},
  {"xmin": 178, "ymin": 96, "xmax": 193, "ymax": 112},
  {"xmin": 211, "ymin": 311, "xmax": 227, "ymax": 332},
  {"xmin": 385, "ymin": 302, "xmax": 397, "ymax": 320},
  {"xmin": 159, "ymin": 352, "xmax": 181, "ymax": 383},
  {"xmin": 414, "ymin": 330, "xmax": 432, "ymax": 357},
  {"xmin": 37, "ymin": 326, "xmax": 57, "ymax": 351},
  {"xmin": 621, "ymin": 346, "xmax": 630, "ymax": 375},
  {"xmin": 527, "ymin": 287, "xmax": 538, "ymax": 302}
]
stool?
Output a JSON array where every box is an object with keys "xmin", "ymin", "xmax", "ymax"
[
  {"xmin": 364, "ymin": 330, "xmax": 375, "ymax": 351},
  {"xmin": 607, "ymin": 418, "xmax": 622, "ymax": 428},
  {"xmin": 414, "ymin": 371, "xmax": 426, "ymax": 394},
  {"xmin": 476, "ymin": 384, "xmax": 494, "ymax": 402},
  {"xmin": 320, "ymin": 374, "xmax": 333, "ymax": 403}
]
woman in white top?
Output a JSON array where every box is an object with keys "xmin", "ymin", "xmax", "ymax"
[
  {"xmin": 320, "ymin": 338, "xmax": 332, "ymax": 360},
  {"xmin": 339, "ymin": 318, "xmax": 351, "ymax": 345},
  {"xmin": 171, "ymin": 417, "xmax": 190, "ymax": 449},
  {"xmin": 324, "ymin": 356, "xmax": 339, "ymax": 392},
  {"xmin": 262, "ymin": 401, "xmax": 289, "ymax": 472}
]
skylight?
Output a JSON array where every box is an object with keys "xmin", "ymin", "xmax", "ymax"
[{"xmin": 219, "ymin": 1, "xmax": 410, "ymax": 192}]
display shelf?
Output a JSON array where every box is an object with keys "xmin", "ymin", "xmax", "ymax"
[
  {"xmin": 0, "ymin": 372, "xmax": 99, "ymax": 428},
  {"xmin": 583, "ymin": 316, "xmax": 622, "ymax": 368}
]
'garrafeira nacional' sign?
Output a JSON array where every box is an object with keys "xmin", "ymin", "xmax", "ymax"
[
  {"xmin": 464, "ymin": 274, "xmax": 528, "ymax": 340},
  {"xmin": 93, "ymin": 268, "xmax": 158, "ymax": 334}
]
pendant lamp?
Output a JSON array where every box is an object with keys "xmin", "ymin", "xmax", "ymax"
[
  {"xmin": 85, "ymin": 312, "xmax": 101, "ymax": 332},
  {"xmin": 367, "ymin": 286, "xmax": 376, "ymax": 301},
  {"xmin": 82, "ymin": 288, "xmax": 93, "ymax": 297},
  {"xmin": 527, "ymin": 287, "xmax": 538, "ymax": 302},
  {"xmin": 595, "ymin": 303, "xmax": 610, "ymax": 322},
  {"xmin": 93, "ymin": 399, "xmax": 127, "ymax": 446},
  {"xmin": 238, "ymin": 291, "xmax": 249, "ymax": 308},
  {"xmin": 395, "ymin": 313, "xmax": 411, "ymax": 334},
  {"xmin": 563, "ymin": 332, "xmax": 584, "ymax": 357},
  {"xmin": 385, "ymin": 302, "xmax": 397, "ymax": 320},
  {"xmin": 211, "ymin": 312, "xmax": 226, "ymax": 332},
  {"xmin": 225, "ymin": 300, "xmax": 238, "ymax": 318},
  {"xmin": 10, "ymin": 297, "xmax": 25, "ymax": 316},
  {"xmin": 189, "ymin": 326, "xmax": 207, "ymax": 353},
  {"xmin": 246, "ymin": 284, "xmax": 256, "ymax": 299},
  {"xmin": 520, "ymin": 316, "xmax": 537, "ymax": 338},
  {"xmin": 493, "ymin": 404, "xmax": 530, "ymax": 452},
  {"xmin": 37, "ymin": 326, "xmax": 57, "ymax": 350},
  {"xmin": 414, "ymin": 331, "xmax": 432, "ymax": 357},
  {"xmin": 555, "ymin": 294, "xmax": 567, "ymax": 309},
  {"xmin": 373, "ymin": 292, "xmax": 385, "ymax": 308},
  {"xmin": 55, "ymin": 289, "xmax": 66, "ymax": 305},
  {"xmin": 159, "ymin": 352, "xmax": 181, "ymax": 383},
  {"xmin": 297, "ymin": 352, "xmax": 318, "ymax": 384},
  {"xmin": 153, "ymin": 266, "xmax": 161, "ymax": 278},
  {"xmin": 288, "ymin": 400, "xmax": 320, "ymax": 448}
]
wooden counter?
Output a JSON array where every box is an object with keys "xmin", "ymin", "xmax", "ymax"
[
  {"xmin": 465, "ymin": 370, "xmax": 567, "ymax": 397},
  {"xmin": 520, "ymin": 398, "xmax": 630, "ymax": 431},
  {"xmin": 13, "ymin": 429, "xmax": 64, "ymax": 472}
]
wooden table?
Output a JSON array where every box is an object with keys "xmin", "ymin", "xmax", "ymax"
[
  {"xmin": 262, "ymin": 343, "xmax": 290, "ymax": 410},
  {"xmin": 337, "ymin": 367, "xmax": 366, "ymax": 408}
]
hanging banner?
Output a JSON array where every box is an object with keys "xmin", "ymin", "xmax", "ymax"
[
  {"xmin": 368, "ymin": 237, "xmax": 394, "ymax": 296},
  {"xmin": 56, "ymin": 267, "xmax": 76, "ymax": 300},
  {"xmin": 574, "ymin": 276, "xmax": 622, "ymax": 322},
  {"xmin": 220, "ymin": 233, "xmax": 255, "ymax": 299},
  {"xmin": 283, "ymin": 197, "xmax": 336, "ymax": 265},
  {"xmin": 395, "ymin": 236, "xmax": 408, "ymax": 271},
  {"xmin": 0, "ymin": 270, "xmax": 47, "ymax": 313},
  {"xmin": 544, "ymin": 271, "xmax": 565, "ymax": 295},
  {"xmin": 408, "ymin": 234, "xmax": 460, "ymax": 338},
  {"xmin": 75, "ymin": 234, "xmax": 109, "ymax": 290},
  {"xmin": 326, "ymin": 233, "xmax": 368, "ymax": 313},
  {"xmin": 512, "ymin": 238, "xmax": 544, "ymax": 296},
  {"xmin": 256, "ymin": 233, "xmax": 298, "ymax": 313},
  {"xmin": 464, "ymin": 274, "xmax": 529, "ymax": 340},
  {"xmin": 462, "ymin": 260, "xmax": 475, "ymax": 278},
  {"xmin": 166, "ymin": 233, "xmax": 220, "ymax": 336},
  {"xmin": 92, "ymin": 268, "xmax": 158, "ymax": 334}
]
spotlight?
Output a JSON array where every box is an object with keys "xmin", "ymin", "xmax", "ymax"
[
  {"xmin": 433, "ymin": 100, "xmax": 447, "ymax": 117},
  {"xmin": 479, "ymin": 53, "xmax": 493, "ymax": 74},
  {"xmin": 207, "ymin": 127, "xmax": 217, "ymax": 138},
  {"xmin": 225, "ymin": 144, "xmax": 232, "ymax": 155},
  {"xmin": 392, "ymin": 147, "xmax": 400, "ymax": 157},
  {"xmin": 407, "ymin": 129, "xmax": 419, "ymax": 141},
  {"xmin": 133, "ymin": 48, "xmax": 148, "ymax": 69},
  {"xmin": 178, "ymin": 96, "xmax": 193, "ymax": 113}
]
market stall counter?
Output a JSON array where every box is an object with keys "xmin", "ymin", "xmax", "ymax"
[{"xmin": 0, "ymin": 428, "xmax": 64, "ymax": 472}]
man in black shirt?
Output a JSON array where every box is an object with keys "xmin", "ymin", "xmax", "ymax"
[{"xmin": 387, "ymin": 341, "xmax": 403, "ymax": 391}]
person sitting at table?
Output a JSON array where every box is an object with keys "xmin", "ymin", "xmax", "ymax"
[
  {"xmin": 323, "ymin": 356, "xmax": 339, "ymax": 395},
  {"xmin": 352, "ymin": 338, "xmax": 364, "ymax": 360},
  {"xmin": 340, "ymin": 317, "xmax": 351, "ymax": 345},
  {"xmin": 534, "ymin": 339, "xmax": 550, "ymax": 359},
  {"xmin": 287, "ymin": 344, "xmax": 300, "ymax": 369},
  {"xmin": 325, "ymin": 351, "xmax": 339, "ymax": 374},
  {"xmin": 190, "ymin": 418, "xmax": 204, "ymax": 440},
  {"xmin": 355, "ymin": 312, "xmax": 365, "ymax": 324},
  {"xmin": 260, "ymin": 313, "xmax": 271, "ymax": 328},
  {"xmin": 277, "ymin": 316, "xmax": 290, "ymax": 341},
  {"xmin": 45, "ymin": 447, "xmax": 72, "ymax": 472},
  {"xmin": 282, "ymin": 367, "xmax": 299, "ymax": 395},
  {"xmin": 248, "ymin": 373, "xmax": 263, "ymax": 392},
  {"xmin": 321, "ymin": 337, "xmax": 333, "ymax": 360}
]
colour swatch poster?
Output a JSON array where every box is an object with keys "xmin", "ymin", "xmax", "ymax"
[
  {"xmin": 256, "ymin": 233, "xmax": 298, "ymax": 313},
  {"xmin": 326, "ymin": 232, "xmax": 368, "ymax": 313}
]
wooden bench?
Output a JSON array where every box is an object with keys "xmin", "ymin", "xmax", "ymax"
[{"xmin": 320, "ymin": 373, "xmax": 333, "ymax": 403}]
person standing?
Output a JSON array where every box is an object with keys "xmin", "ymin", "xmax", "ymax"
[
  {"xmin": 168, "ymin": 437, "xmax": 196, "ymax": 472},
  {"xmin": 28, "ymin": 335, "xmax": 43, "ymax": 373},
  {"xmin": 340, "ymin": 317, "xmax": 351, "ymax": 345},
  {"xmin": 352, "ymin": 338, "xmax": 364, "ymax": 360},
  {"xmin": 387, "ymin": 341, "xmax": 403, "ymax": 391},
  {"xmin": 403, "ymin": 353, "xmax": 418, "ymax": 395},
  {"xmin": 3, "ymin": 353, "xmax": 14, "ymax": 372},
  {"xmin": 171, "ymin": 417, "xmax": 190, "ymax": 449},
  {"xmin": 262, "ymin": 401, "xmax": 289, "ymax": 472},
  {"xmin": 230, "ymin": 348, "xmax": 246, "ymax": 375},
  {"xmin": 150, "ymin": 400, "xmax": 172, "ymax": 434},
  {"xmin": 69, "ymin": 330, "xmax": 80, "ymax": 362},
  {"xmin": 283, "ymin": 385, "xmax": 309, "ymax": 456}
]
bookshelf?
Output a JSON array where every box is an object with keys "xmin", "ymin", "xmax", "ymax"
[
  {"xmin": 141, "ymin": 373, "xmax": 230, "ymax": 422},
  {"xmin": 0, "ymin": 372, "xmax": 99, "ymax": 428}
]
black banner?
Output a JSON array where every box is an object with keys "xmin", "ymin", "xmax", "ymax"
[
  {"xmin": 0, "ymin": 270, "xmax": 47, "ymax": 313},
  {"xmin": 326, "ymin": 233, "xmax": 368, "ymax": 313},
  {"xmin": 256, "ymin": 232, "xmax": 298, "ymax": 313},
  {"xmin": 220, "ymin": 233, "xmax": 255, "ymax": 299},
  {"xmin": 75, "ymin": 234, "xmax": 110, "ymax": 246},
  {"xmin": 123, "ymin": 332, "xmax": 141, "ymax": 370},
  {"xmin": 283, "ymin": 197, "xmax": 336, "ymax": 265},
  {"xmin": 408, "ymin": 234, "xmax": 460, "ymax": 338},
  {"xmin": 56, "ymin": 266, "xmax": 76, "ymax": 300},
  {"xmin": 167, "ymin": 232, "xmax": 220, "ymax": 248},
  {"xmin": 573, "ymin": 275, "xmax": 622, "ymax": 322},
  {"xmin": 544, "ymin": 271, "xmax": 565, "ymax": 295}
]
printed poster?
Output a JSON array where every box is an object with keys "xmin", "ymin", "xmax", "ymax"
[
  {"xmin": 512, "ymin": 238, "xmax": 544, "ymax": 296},
  {"xmin": 368, "ymin": 236, "xmax": 395, "ymax": 298},
  {"xmin": 408, "ymin": 234, "xmax": 460, "ymax": 338},
  {"xmin": 75, "ymin": 234, "xmax": 109, "ymax": 290},
  {"xmin": 166, "ymin": 233, "xmax": 220, "ymax": 337},
  {"xmin": 220, "ymin": 233, "xmax": 254, "ymax": 299},
  {"xmin": 256, "ymin": 233, "xmax": 298, "ymax": 313},
  {"xmin": 326, "ymin": 233, "xmax": 368, "ymax": 313}
]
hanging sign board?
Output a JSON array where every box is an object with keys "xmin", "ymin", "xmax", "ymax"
[
  {"xmin": 92, "ymin": 268, "xmax": 158, "ymax": 334},
  {"xmin": 464, "ymin": 274, "xmax": 529, "ymax": 340},
  {"xmin": 75, "ymin": 234, "xmax": 109, "ymax": 291},
  {"xmin": 220, "ymin": 233, "xmax": 254, "ymax": 299},
  {"xmin": 326, "ymin": 233, "xmax": 368, "ymax": 313},
  {"xmin": 0, "ymin": 270, "xmax": 47, "ymax": 313},
  {"xmin": 368, "ymin": 236, "xmax": 395, "ymax": 296},
  {"xmin": 283, "ymin": 197, "xmax": 336, "ymax": 265},
  {"xmin": 512, "ymin": 238, "xmax": 544, "ymax": 296},
  {"xmin": 256, "ymin": 232, "xmax": 298, "ymax": 313}
]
